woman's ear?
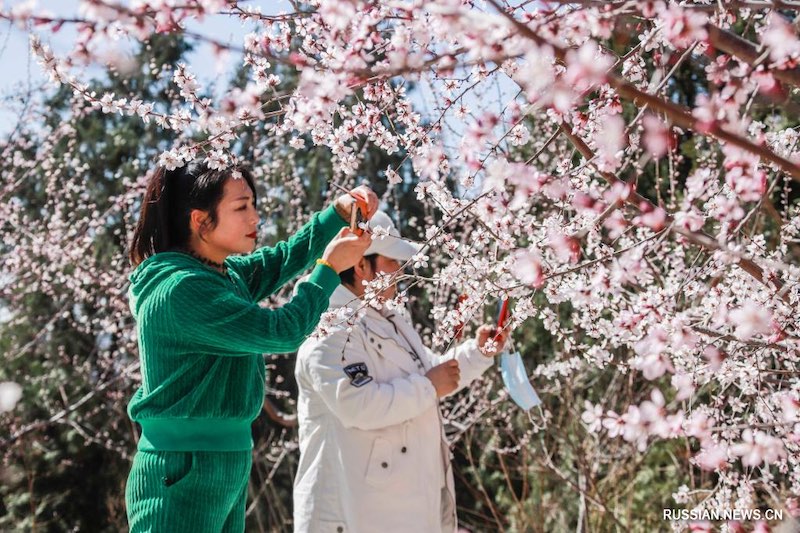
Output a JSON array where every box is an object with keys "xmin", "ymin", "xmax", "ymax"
[{"xmin": 189, "ymin": 209, "xmax": 210, "ymax": 240}]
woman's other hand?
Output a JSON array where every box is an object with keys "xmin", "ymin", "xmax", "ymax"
[
  {"xmin": 334, "ymin": 185, "xmax": 379, "ymax": 222},
  {"xmin": 322, "ymin": 228, "xmax": 373, "ymax": 273}
]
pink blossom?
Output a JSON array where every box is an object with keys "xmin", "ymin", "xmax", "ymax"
[
  {"xmin": 620, "ymin": 406, "xmax": 648, "ymax": 449},
  {"xmin": 671, "ymin": 373, "xmax": 695, "ymax": 401},
  {"xmin": 174, "ymin": 64, "xmax": 201, "ymax": 103},
  {"xmin": 752, "ymin": 68, "xmax": 781, "ymax": 97},
  {"xmin": 563, "ymin": 40, "xmax": 613, "ymax": 95},
  {"xmin": 729, "ymin": 301, "xmax": 772, "ymax": 340},
  {"xmin": 660, "ymin": 4, "xmax": 708, "ymax": 49},
  {"xmin": 702, "ymin": 346, "xmax": 726, "ymax": 372},
  {"xmin": 752, "ymin": 522, "xmax": 770, "ymax": 533},
  {"xmin": 204, "ymin": 150, "xmax": 229, "ymax": 171},
  {"xmin": 639, "ymin": 1, "xmax": 665, "ymax": 18},
  {"xmin": 602, "ymin": 411, "xmax": 625, "ymax": 438},
  {"xmin": 694, "ymin": 443, "xmax": 729, "ymax": 471},
  {"xmin": 685, "ymin": 412, "xmax": 712, "ymax": 443},
  {"xmin": 633, "ymin": 202, "xmax": 666, "ymax": 231},
  {"xmin": 786, "ymin": 498, "xmax": 800, "ymax": 518},
  {"xmin": 685, "ymin": 168, "xmax": 715, "ymax": 201},
  {"xmin": 515, "ymin": 44, "xmax": 556, "ymax": 101},
  {"xmin": 602, "ymin": 211, "xmax": 628, "ymax": 239},
  {"xmin": 511, "ymin": 249, "xmax": 545, "ymax": 288},
  {"xmin": 158, "ymin": 149, "xmax": 184, "ymax": 171},
  {"xmin": 705, "ymin": 55, "xmax": 731, "ymax": 85},
  {"xmin": 541, "ymin": 178, "xmax": 569, "ymax": 202},
  {"xmin": 691, "ymin": 94, "xmax": 722, "ymax": 133},
  {"xmin": 780, "ymin": 394, "xmax": 799, "ymax": 423},
  {"xmin": 725, "ymin": 166, "xmax": 766, "ymax": 202},
  {"xmin": 99, "ymin": 93, "xmax": 125, "ymax": 114},
  {"xmin": 761, "ymin": 13, "xmax": 800, "ymax": 65},
  {"xmin": 674, "ymin": 209, "xmax": 705, "ymax": 232},
  {"xmin": 547, "ymin": 232, "xmax": 581, "ymax": 264},
  {"xmin": 317, "ymin": 0, "xmax": 361, "ymax": 35},
  {"xmin": 709, "ymin": 196, "xmax": 745, "ymax": 222},
  {"xmin": 602, "ymin": 182, "xmax": 632, "ymax": 206},
  {"xmin": 730, "ymin": 429, "xmax": 786, "ymax": 467},
  {"xmin": 633, "ymin": 327, "xmax": 674, "ymax": 380},
  {"xmin": 412, "ymin": 144, "xmax": 445, "ymax": 180},
  {"xmin": 593, "ymin": 113, "xmax": 625, "ymax": 172},
  {"xmin": 643, "ymin": 114, "xmax": 671, "ymax": 157},
  {"xmin": 581, "ymin": 401, "xmax": 603, "ymax": 433},
  {"xmin": 572, "ymin": 191, "xmax": 603, "ymax": 214},
  {"xmin": 385, "ymin": 168, "xmax": 402, "ymax": 186},
  {"xmin": 507, "ymin": 124, "xmax": 530, "ymax": 146},
  {"xmin": 634, "ymin": 351, "xmax": 673, "ymax": 380}
]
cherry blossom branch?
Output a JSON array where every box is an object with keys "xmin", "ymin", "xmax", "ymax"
[
  {"xmin": 489, "ymin": 0, "xmax": 800, "ymax": 183},
  {"xmin": 538, "ymin": 0, "xmax": 800, "ymax": 8},
  {"xmin": 556, "ymin": 121, "xmax": 790, "ymax": 302},
  {"xmin": 705, "ymin": 24, "xmax": 800, "ymax": 89}
]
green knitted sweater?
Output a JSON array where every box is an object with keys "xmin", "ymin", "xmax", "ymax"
[{"xmin": 127, "ymin": 205, "xmax": 346, "ymax": 452}]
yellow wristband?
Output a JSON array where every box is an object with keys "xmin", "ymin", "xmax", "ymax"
[{"xmin": 316, "ymin": 258, "xmax": 337, "ymax": 273}]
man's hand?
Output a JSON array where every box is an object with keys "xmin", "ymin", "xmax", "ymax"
[
  {"xmin": 334, "ymin": 185, "xmax": 379, "ymax": 223},
  {"xmin": 425, "ymin": 359, "xmax": 460, "ymax": 398},
  {"xmin": 476, "ymin": 324, "xmax": 508, "ymax": 357}
]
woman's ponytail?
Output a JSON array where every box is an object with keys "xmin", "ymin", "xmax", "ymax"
[{"xmin": 129, "ymin": 166, "xmax": 174, "ymax": 267}]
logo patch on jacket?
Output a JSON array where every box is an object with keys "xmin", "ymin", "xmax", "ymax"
[{"xmin": 343, "ymin": 362, "xmax": 373, "ymax": 387}]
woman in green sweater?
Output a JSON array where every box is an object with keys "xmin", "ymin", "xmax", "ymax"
[{"xmin": 124, "ymin": 160, "xmax": 375, "ymax": 532}]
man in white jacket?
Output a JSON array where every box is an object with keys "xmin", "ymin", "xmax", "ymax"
[{"xmin": 293, "ymin": 211, "xmax": 506, "ymax": 533}]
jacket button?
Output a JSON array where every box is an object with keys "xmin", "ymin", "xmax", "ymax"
[
  {"xmin": 381, "ymin": 462, "xmax": 388, "ymax": 468},
  {"xmin": 401, "ymin": 447, "xmax": 407, "ymax": 453},
  {"xmin": 337, "ymin": 528, "xmax": 343, "ymax": 533},
  {"xmin": 370, "ymin": 337, "xmax": 375, "ymax": 343},
  {"xmin": 378, "ymin": 343, "xmax": 383, "ymax": 349}
]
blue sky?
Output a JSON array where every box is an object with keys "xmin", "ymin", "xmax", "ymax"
[
  {"xmin": 0, "ymin": 0, "xmax": 271, "ymax": 133},
  {"xmin": 0, "ymin": 1, "xmax": 518, "ymax": 153}
]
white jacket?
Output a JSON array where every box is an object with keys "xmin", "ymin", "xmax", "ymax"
[{"xmin": 293, "ymin": 285, "xmax": 493, "ymax": 533}]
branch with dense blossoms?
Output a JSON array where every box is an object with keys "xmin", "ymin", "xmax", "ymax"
[
  {"xmin": 557, "ymin": 120, "xmax": 791, "ymax": 303},
  {"xmin": 487, "ymin": 0, "xmax": 800, "ymax": 183}
]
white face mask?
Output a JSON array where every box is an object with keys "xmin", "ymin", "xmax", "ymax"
[{"xmin": 499, "ymin": 351, "xmax": 541, "ymax": 411}]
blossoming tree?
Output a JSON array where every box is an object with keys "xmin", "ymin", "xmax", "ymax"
[{"xmin": 2, "ymin": 0, "xmax": 800, "ymax": 530}]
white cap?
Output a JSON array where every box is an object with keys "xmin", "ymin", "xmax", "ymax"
[{"xmin": 364, "ymin": 211, "xmax": 422, "ymax": 261}]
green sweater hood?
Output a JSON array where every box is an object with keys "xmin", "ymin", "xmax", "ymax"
[{"xmin": 129, "ymin": 252, "xmax": 204, "ymax": 318}]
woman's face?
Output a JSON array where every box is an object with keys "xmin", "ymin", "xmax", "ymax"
[{"xmin": 196, "ymin": 177, "xmax": 260, "ymax": 256}]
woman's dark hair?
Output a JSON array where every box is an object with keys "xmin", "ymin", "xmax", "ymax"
[
  {"xmin": 339, "ymin": 254, "xmax": 378, "ymax": 286},
  {"xmin": 129, "ymin": 160, "xmax": 257, "ymax": 267}
]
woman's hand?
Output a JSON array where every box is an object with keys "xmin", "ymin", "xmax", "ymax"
[
  {"xmin": 334, "ymin": 185, "xmax": 379, "ymax": 223},
  {"xmin": 322, "ymin": 228, "xmax": 373, "ymax": 273},
  {"xmin": 476, "ymin": 324, "xmax": 508, "ymax": 357}
]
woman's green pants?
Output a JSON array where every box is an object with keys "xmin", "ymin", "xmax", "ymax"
[{"xmin": 125, "ymin": 449, "xmax": 251, "ymax": 532}]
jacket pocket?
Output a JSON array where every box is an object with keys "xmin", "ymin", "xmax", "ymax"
[
  {"xmin": 364, "ymin": 437, "xmax": 393, "ymax": 487},
  {"xmin": 318, "ymin": 520, "xmax": 347, "ymax": 532},
  {"xmin": 161, "ymin": 451, "xmax": 195, "ymax": 489}
]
